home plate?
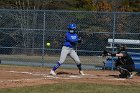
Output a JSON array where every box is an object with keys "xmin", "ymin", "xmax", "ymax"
[
  {"xmin": 68, "ymin": 75, "xmax": 82, "ymax": 78},
  {"xmin": 45, "ymin": 75, "xmax": 59, "ymax": 79},
  {"xmin": 106, "ymin": 78, "xmax": 126, "ymax": 81}
]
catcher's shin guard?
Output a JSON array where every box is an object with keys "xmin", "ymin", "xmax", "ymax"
[{"xmin": 118, "ymin": 67, "xmax": 131, "ymax": 78}]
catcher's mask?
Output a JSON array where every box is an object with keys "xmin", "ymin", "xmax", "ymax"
[{"xmin": 117, "ymin": 45, "xmax": 126, "ymax": 53}]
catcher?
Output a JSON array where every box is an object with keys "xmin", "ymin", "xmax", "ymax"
[{"xmin": 102, "ymin": 45, "xmax": 135, "ymax": 78}]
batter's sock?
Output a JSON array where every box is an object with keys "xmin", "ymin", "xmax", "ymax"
[
  {"xmin": 77, "ymin": 63, "xmax": 82, "ymax": 71},
  {"xmin": 52, "ymin": 61, "xmax": 61, "ymax": 71}
]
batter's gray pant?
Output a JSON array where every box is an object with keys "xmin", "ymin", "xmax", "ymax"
[{"xmin": 59, "ymin": 46, "xmax": 81, "ymax": 64}]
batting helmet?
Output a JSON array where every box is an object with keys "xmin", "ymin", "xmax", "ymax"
[{"xmin": 67, "ymin": 23, "xmax": 77, "ymax": 30}]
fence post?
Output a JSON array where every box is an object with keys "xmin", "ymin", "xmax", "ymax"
[
  {"xmin": 41, "ymin": 11, "xmax": 46, "ymax": 67},
  {"xmin": 111, "ymin": 12, "xmax": 116, "ymax": 70}
]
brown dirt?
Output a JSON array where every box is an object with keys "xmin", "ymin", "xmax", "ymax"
[{"xmin": 0, "ymin": 65, "xmax": 140, "ymax": 89}]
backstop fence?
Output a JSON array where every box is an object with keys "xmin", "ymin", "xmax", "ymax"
[{"xmin": 0, "ymin": 9, "xmax": 140, "ymax": 69}]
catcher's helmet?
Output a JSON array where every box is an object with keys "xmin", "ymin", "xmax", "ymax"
[
  {"xmin": 67, "ymin": 23, "xmax": 76, "ymax": 30},
  {"xmin": 117, "ymin": 44, "xmax": 126, "ymax": 52}
]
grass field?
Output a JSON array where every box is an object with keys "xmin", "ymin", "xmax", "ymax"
[
  {"xmin": 0, "ymin": 54, "xmax": 105, "ymax": 66},
  {"xmin": 0, "ymin": 83, "xmax": 140, "ymax": 93}
]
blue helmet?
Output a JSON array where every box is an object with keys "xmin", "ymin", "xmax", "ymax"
[{"xmin": 67, "ymin": 23, "xmax": 77, "ymax": 30}]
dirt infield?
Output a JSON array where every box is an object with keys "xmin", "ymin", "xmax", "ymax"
[{"xmin": 0, "ymin": 65, "xmax": 140, "ymax": 89}]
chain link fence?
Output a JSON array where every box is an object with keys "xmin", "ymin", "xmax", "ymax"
[{"xmin": 0, "ymin": 9, "xmax": 140, "ymax": 69}]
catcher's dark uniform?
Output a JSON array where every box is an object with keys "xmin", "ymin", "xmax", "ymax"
[{"xmin": 115, "ymin": 51, "xmax": 135, "ymax": 78}]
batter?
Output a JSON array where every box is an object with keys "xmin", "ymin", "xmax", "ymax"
[{"xmin": 50, "ymin": 23, "xmax": 84, "ymax": 76}]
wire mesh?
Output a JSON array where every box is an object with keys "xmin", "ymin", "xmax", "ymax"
[{"xmin": 0, "ymin": 9, "xmax": 140, "ymax": 70}]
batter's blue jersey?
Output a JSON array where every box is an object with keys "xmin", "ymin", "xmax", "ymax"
[{"xmin": 64, "ymin": 32, "xmax": 79, "ymax": 48}]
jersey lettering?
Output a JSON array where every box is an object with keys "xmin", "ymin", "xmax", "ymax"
[{"xmin": 71, "ymin": 36, "xmax": 77, "ymax": 39}]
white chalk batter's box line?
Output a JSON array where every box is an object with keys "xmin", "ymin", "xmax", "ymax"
[
  {"xmin": 0, "ymin": 78, "xmax": 48, "ymax": 83},
  {"xmin": 0, "ymin": 70, "xmax": 126, "ymax": 83},
  {"xmin": 5, "ymin": 70, "xmax": 84, "ymax": 79},
  {"xmin": 0, "ymin": 71, "xmax": 84, "ymax": 83},
  {"xmin": 7, "ymin": 70, "xmax": 126, "ymax": 80},
  {"xmin": 7, "ymin": 70, "xmax": 93, "ymax": 77}
]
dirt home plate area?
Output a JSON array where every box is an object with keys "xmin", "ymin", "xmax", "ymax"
[{"xmin": 0, "ymin": 65, "xmax": 140, "ymax": 88}]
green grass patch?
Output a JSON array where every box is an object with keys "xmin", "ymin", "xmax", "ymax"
[{"xmin": 0, "ymin": 83, "xmax": 140, "ymax": 93}]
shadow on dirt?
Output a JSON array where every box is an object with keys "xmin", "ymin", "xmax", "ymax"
[{"xmin": 57, "ymin": 71, "xmax": 78, "ymax": 75}]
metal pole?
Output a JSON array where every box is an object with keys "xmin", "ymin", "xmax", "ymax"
[
  {"xmin": 42, "ymin": 11, "xmax": 46, "ymax": 67},
  {"xmin": 111, "ymin": 12, "xmax": 116, "ymax": 70}
]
